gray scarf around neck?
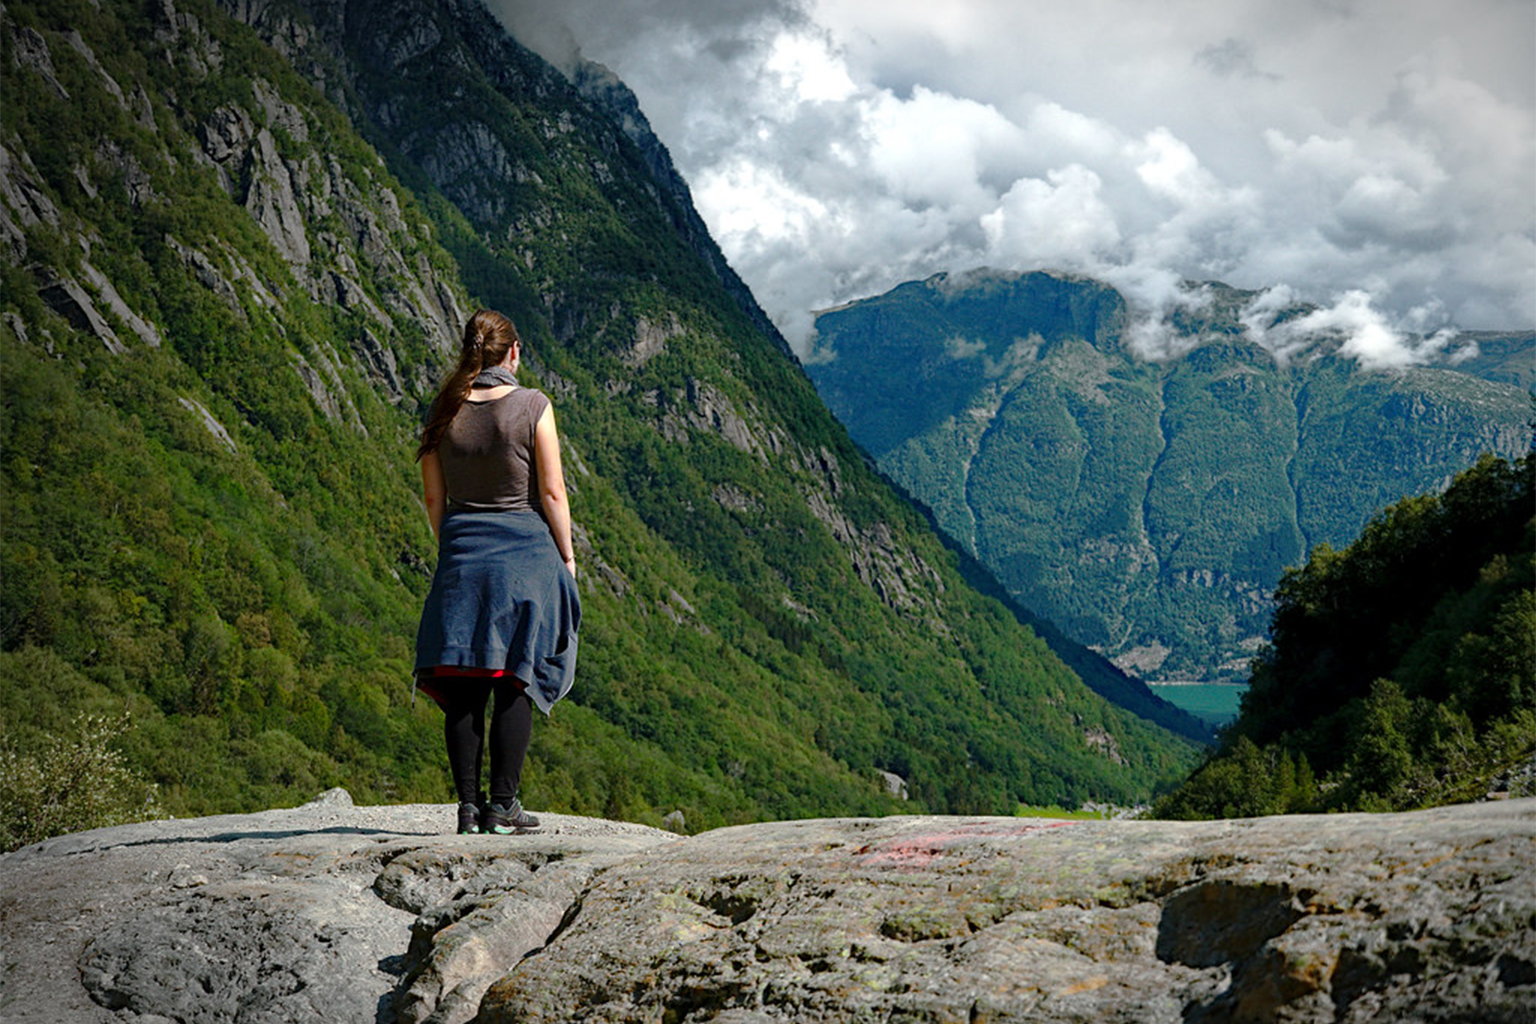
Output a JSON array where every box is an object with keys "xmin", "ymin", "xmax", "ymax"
[{"xmin": 472, "ymin": 365, "xmax": 519, "ymax": 388}]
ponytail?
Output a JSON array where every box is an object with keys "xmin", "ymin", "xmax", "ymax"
[{"xmin": 417, "ymin": 309, "xmax": 520, "ymax": 460}]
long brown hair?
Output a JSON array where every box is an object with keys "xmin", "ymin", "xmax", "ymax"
[{"xmin": 417, "ymin": 309, "xmax": 520, "ymax": 460}]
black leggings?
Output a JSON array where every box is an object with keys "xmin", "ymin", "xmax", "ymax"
[{"xmin": 440, "ymin": 677, "xmax": 532, "ymax": 807}]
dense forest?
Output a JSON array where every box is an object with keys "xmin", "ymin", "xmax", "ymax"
[
  {"xmin": 0, "ymin": 0, "xmax": 1202, "ymax": 850},
  {"xmin": 1155, "ymin": 454, "xmax": 1535, "ymax": 819}
]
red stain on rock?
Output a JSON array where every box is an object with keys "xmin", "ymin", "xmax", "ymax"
[{"xmin": 856, "ymin": 821, "xmax": 1077, "ymax": 869}]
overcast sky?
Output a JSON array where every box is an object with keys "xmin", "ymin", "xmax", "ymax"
[{"xmin": 491, "ymin": 0, "xmax": 1534, "ymax": 366}]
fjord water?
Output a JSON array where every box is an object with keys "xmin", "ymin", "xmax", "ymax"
[{"xmin": 1148, "ymin": 683, "xmax": 1246, "ymax": 727}]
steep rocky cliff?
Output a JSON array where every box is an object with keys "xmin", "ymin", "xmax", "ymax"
[
  {"xmin": 2, "ymin": 790, "xmax": 1532, "ymax": 1022},
  {"xmin": 808, "ymin": 269, "xmax": 1533, "ymax": 683}
]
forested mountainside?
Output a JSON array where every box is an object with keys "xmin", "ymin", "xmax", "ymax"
[
  {"xmin": 0, "ymin": 0, "xmax": 1202, "ymax": 847},
  {"xmin": 808, "ymin": 269, "xmax": 1533, "ymax": 683},
  {"xmin": 1155, "ymin": 454, "xmax": 1535, "ymax": 818}
]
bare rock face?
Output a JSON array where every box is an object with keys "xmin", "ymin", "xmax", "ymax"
[
  {"xmin": 33, "ymin": 268, "xmax": 126, "ymax": 354},
  {"xmin": 480, "ymin": 804, "xmax": 1536, "ymax": 1024},
  {"xmin": 1, "ymin": 795, "xmax": 1531, "ymax": 1023},
  {"xmin": 0, "ymin": 790, "xmax": 673, "ymax": 1024}
]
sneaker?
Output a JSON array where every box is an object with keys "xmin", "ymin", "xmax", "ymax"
[
  {"xmin": 456, "ymin": 800, "xmax": 481, "ymax": 835},
  {"xmin": 482, "ymin": 797, "xmax": 540, "ymax": 834}
]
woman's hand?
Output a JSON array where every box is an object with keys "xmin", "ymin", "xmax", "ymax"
[{"xmin": 563, "ymin": 556, "xmax": 577, "ymax": 578}]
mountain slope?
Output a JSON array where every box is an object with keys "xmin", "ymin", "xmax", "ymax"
[
  {"xmin": 1155, "ymin": 454, "xmax": 1535, "ymax": 818},
  {"xmin": 0, "ymin": 0, "xmax": 1198, "ymax": 843},
  {"xmin": 808, "ymin": 269, "xmax": 1533, "ymax": 683}
]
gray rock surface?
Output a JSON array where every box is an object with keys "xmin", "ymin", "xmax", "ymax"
[
  {"xmin": 0, "ymin": 789, "xmax": 672, "ymax": 1023},
  {"xmin": 2, "ymin": 793, "xmax": 1532, "ymax": 1023}
]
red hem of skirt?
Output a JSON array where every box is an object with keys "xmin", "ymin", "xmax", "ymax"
[{"xmin": 416, "ymin": 667, "xmax": 526, "ymax": 709}]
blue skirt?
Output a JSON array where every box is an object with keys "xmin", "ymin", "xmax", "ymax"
[{"xmin": 414, "ymin": 509, "xmax": 581, "ymax": 715}]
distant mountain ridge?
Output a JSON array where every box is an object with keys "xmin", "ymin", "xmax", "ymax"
[{"xmin": 808, "ymin": 268, "xmax": 1533, "ymax": 683}]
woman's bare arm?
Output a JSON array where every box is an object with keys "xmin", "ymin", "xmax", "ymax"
[
  {"xmin": 534, "ymin": 403, "xmax": 576, "ymax": 576},
  {"xmin": 421, "ymin": 450, "xmax": 447, "ymax": 542}
]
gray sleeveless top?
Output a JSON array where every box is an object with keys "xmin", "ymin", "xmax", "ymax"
[{"xmin": 438, "ymin": 388, "xmax": 551, "ymax": 512}]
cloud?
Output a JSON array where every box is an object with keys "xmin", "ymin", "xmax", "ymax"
[
  {"xmin": 1240, "ymin": 287, "xmax": 1460, "ymax": 370},
  {"xmin": 1194, "ymin": 37, "xmax": 1277, "ymax": 81},
  {"xmin": 980, "ymin": 166, "xmax": 1120, "ymax": 267},
  {"xmin": 944, "ymin": 335, "xmax": 985, "ymax": 360},
  {"xmin": 488, "ymin": 0, "xmax": 1535, "ymax": 365},
  {"xmin": 765, "ymin": 31, "xmax": 857, "ymax": 102},
  {"xmin": 860, "ymin": 86, "xmax": 1029, "ymax": 208}
]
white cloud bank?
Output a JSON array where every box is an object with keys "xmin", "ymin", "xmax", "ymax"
[{"xmin": 491, "ymin": 0, "xmax": 1535, "ymax": 366}]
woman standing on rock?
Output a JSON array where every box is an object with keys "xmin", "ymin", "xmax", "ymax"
[{"xmin": 414, "ymin": 309, "xmax": 580, "ymax": 835}]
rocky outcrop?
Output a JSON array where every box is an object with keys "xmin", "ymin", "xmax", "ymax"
[
  {"xmin": 34, "ymin": 268, "xmax": 126, "ymax": 354},
  {"xmin": 0, "ymin": 143, "xmax": 62, "ymax": 253},
  {"xmin": 659, "ymin": 378, "xmax": 783, "ymax": 462},
  {"xmin": 0, "ymin": 790, "xmax": 674, "ymax": 1024},
  {"xmin": 624, "ymin": 312, "xmax": 683, "ymax": 369},
  {"xmin": 482, "ymin": 803, "xmax": 1535, "ymax": 1023},
  {"xmin": 80, "ymin": 260, "xmax": 163, "ymax": 348},
  {"xmin": 10, "ymin": 25, "xmax": 68, "ymax": 100},
  {"xmin": 797, "ymin": 445, "xmax": 947, "ymax": 620},
  {"xmin": 5, "ymin": 0, "xmax": 467, "ymax": 415},
  {"xmin": 3, "ymin": 793, "xmax": 1530, "ymax": 1023},
  {"xmin": 178, "ymin": 396, "xmax": 238, "ymax": 453}
]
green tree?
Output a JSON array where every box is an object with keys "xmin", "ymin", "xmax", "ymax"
[
  {"xmin": 1159, "ymin": 455, "xmax": 1535, "ymax": 819},
  {"xmin": 1343, "ymin": 679, "xmax": 1415, "ymax": 808}
]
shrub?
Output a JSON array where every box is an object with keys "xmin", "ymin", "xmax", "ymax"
[{"xmin": 0, "ymin": 711, "xmax": 162, "ymax": 851}]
